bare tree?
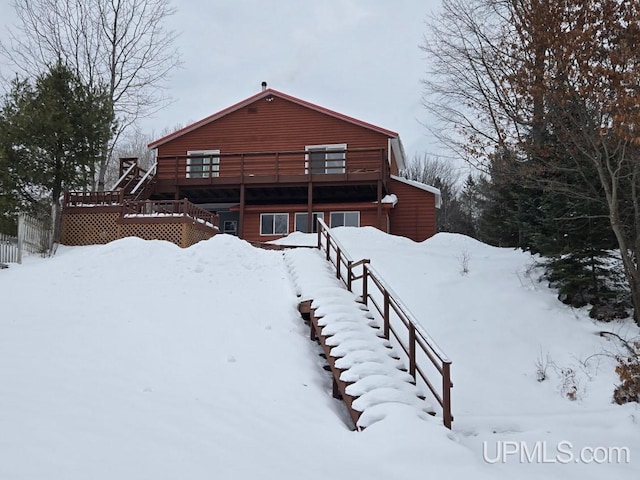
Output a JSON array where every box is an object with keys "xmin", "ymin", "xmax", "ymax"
[
  {"xmin": 422, "ymin": 0, "xmax": 640, "ymax": 325},
  {"xmin": 1, "ymin": 0, "xmax": 181, "ymax": 190},
  {"xmin": 104, "ymin": 123, "xmax": 183, "ymax": 188},
  {"xmin": 402, "ymin": 154, "xmax": 478, "ymax": 234},
  {"xmin": 421, "ymin": 0, "xmax": 523, "ymax": 171}
]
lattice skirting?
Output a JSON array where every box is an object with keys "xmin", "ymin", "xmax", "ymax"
[
  {"xmin": 61, "ymin": 210, "xmax": 215, "ymax": 248},
  {"xmin": 61, "ymin": 211, "xmax": 121, "ymax": 246},
  {"xmin": 184, "ymin": 222, "xmax": 216, "ymax": 247}
]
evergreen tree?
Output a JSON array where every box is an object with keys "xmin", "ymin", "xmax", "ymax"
[
  {"xmin": 475, "ymin": 148, "xmax": 545, "ymax": 249},
  {"xmin": 0, "ymin": 61, "xmax": 113, "ymax": 219}
]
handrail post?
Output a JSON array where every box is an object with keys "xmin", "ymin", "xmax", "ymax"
[
  {"xmin": 362, "ymin": 265, "xmax": 368, "ymax": 306},
  {"xmin": 336, "ymin": 247, "xmax": 341, "ymax": 280},
  {"xmin": 317, "ymin": 223, "xmax": 322, "ymax": 249},
  {"xmin": 409, "ymin": 324, "xmax": 416, "ymax": 378},
  {"xmin": 347, "ymin": 260, "xmax": 353, "ymax": 292},
  {"xmin": 383, "ymin": 290, "xmax": 390, "ymax": 339},
  {"xmin": 443, "ymin": 362, "xmax": 452, "ymax": 429},
  {"xmin": 325, "ymin": 233, "xmax": 330, "ymax": 261}
]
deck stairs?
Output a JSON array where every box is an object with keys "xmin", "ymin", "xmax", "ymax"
[
  {"xmin": 111, "ymin": 157, "xmax": 157, "ymax": 201},
  {"xmin": 285, "ymin": 248, "xmax": 437, "ymax": 430}
]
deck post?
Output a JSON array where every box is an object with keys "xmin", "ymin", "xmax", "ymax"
[
  {"xmin": 239, "ymin": 183, "xmax": 245, "ymax": 239},
  {"xmin": 377, "ymin": 178, "xmax": 383, "ymax": 230},
  {"xmin": 307, "ymin": 182, "xmax": 313, "ymax": 233}
]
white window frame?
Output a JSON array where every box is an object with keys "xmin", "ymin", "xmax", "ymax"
[
  {"xmin": 260, "ymin": 213, "xmax": 289, "ymax": 236},
  {"xmin": 186, "ymin": 150, "xmax": 220, "ymax": 178},
  {"xmin": 330, "ymin": 211, "xmax": 360, "ymax": 228},
  {"xmin": 305, "ymin": 143, "xmax": 347, "ymax": 174},
  {"xmin": 294, "ymin": 212, "xmax": 324, "ymax": 233}
]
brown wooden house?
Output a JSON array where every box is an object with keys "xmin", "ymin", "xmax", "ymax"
[{"xmin": 146, "ymin": 87, "xmax": 440, "ymax": 243}]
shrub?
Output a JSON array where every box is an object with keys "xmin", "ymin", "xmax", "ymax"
[{"xmin": 613, "ymin": 341, "xmax": 640, "ymax": 405}]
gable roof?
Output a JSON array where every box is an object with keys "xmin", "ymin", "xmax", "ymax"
[{"xmin": 148, "ymin": 88, "xmax": 400, "ymax": 149}]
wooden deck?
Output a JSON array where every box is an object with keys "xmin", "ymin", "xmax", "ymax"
[{"xmin": 154, "ymin": 147, "xmax": 388, "ymax": 191}]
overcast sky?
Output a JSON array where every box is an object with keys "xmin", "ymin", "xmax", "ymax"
[{"xmin": 0, "ymin": 0, "xmax": 449, "ymax": 163}]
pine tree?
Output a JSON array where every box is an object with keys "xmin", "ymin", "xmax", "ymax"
[{"xmin": 0, "ymin": 61, "xmax": 113, "ymax": 218}]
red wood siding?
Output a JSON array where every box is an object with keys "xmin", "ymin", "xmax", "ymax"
[
  {"xmin": 238, "ymin": 203, "xmax": 392, "ymax": 243},
  {"xmin": 388, "ymin": 178, "xmax": 437, "ymax": 241},
  {"xmin": 156, "ymin": 95, "xmax": 392, "ymax": 178}
]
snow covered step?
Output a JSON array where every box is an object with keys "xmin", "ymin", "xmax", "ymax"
[{"xmin": 285, "ymin": 248, "xmax": 435, "ymax": 430}]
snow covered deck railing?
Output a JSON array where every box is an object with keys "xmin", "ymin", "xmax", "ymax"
[
  {"xmin": 316, "ymin": 218, "xmax": 453, "ymax": 429},
  {"xmin": 122, "ymin": 199, "xmax": 219, "ymax": 229}
]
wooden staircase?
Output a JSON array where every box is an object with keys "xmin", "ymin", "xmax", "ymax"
[
  {"xmin": 112, "ymin": 157, "xmax": 157, "ymax": 201},
  {"xmin": 287, "ymin": 249, "xmax": 442, "ymax": 431},
  {"xmin": 299, "ymin": 297, "xmax": 434, "ymax": 429},
  {"xmin": 286, "ymin": 219, "xmax": 453, "ymax": 430}
]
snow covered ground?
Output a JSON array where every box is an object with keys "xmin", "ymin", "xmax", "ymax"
[{"xmin": 1, "ymin": 230, "xmax": 639, "ymax": 479}]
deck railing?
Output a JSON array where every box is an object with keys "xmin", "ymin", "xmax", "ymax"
[
  {"xmin": 316, "ymin": 218, "xmax": 453, "ymax": 429},
  {"xmin": 64, "ymin": 189, "xmax": 125, "ymax": 207},
  {"xmin": 122, "ymin": 199, "xmax": 219, "ymax": 228},
  {"xmin": 155, "ymin": 147, "xmax": 388, "ymax": 183}
]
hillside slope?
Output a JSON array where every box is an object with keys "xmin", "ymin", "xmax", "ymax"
[{"xmin": 1, "ymin": 231, "xmax": 638, "ymax": 479}]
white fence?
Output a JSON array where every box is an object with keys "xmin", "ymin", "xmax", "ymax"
[
  {"xmin": 0, "ymin": 232, "xmax": 19, "ymax": 263},
  {"xmin": 0, "ymin": 214, "xmax": 53, "ymax": 265}
]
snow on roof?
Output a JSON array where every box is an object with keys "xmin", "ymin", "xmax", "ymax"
[
  {"xmin": 148, "ymin": 88, "xmax": 399, "ymax": 149},
  {"xmin": 390, "ymin": 175, "xmax": 442, "ymax": 208}
]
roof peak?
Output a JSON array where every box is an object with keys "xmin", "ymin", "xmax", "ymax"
[{"xmin": 148, "ymin": 88, "xmax": 398, "ymax": 149}]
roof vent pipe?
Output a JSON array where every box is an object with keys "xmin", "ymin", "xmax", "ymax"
[{"xmin": 261, "ymin": 81, "xmax": 267, "ymax": 91}]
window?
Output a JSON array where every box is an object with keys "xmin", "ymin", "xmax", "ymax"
[
  {"xmin": 223, "ymin": 221, "xmax": 237, "ymax": 235},
  {"xmin": 305, "ymin": 144, "xmax": 346, "ymax": 174},
  {"xmin": 187, "ymin": 150, "xmax": 220, "ymax": 178},
  {"xmin": 294, "ymin": 212, "xmax": 324, "ymax": 233},
  {"xmin": 330, "ymin": 211, "xmax": 360, "ymax": 228},
  {"xmin": 260, "ymin": 213, "xmax": 289, "ymax": 235}
]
